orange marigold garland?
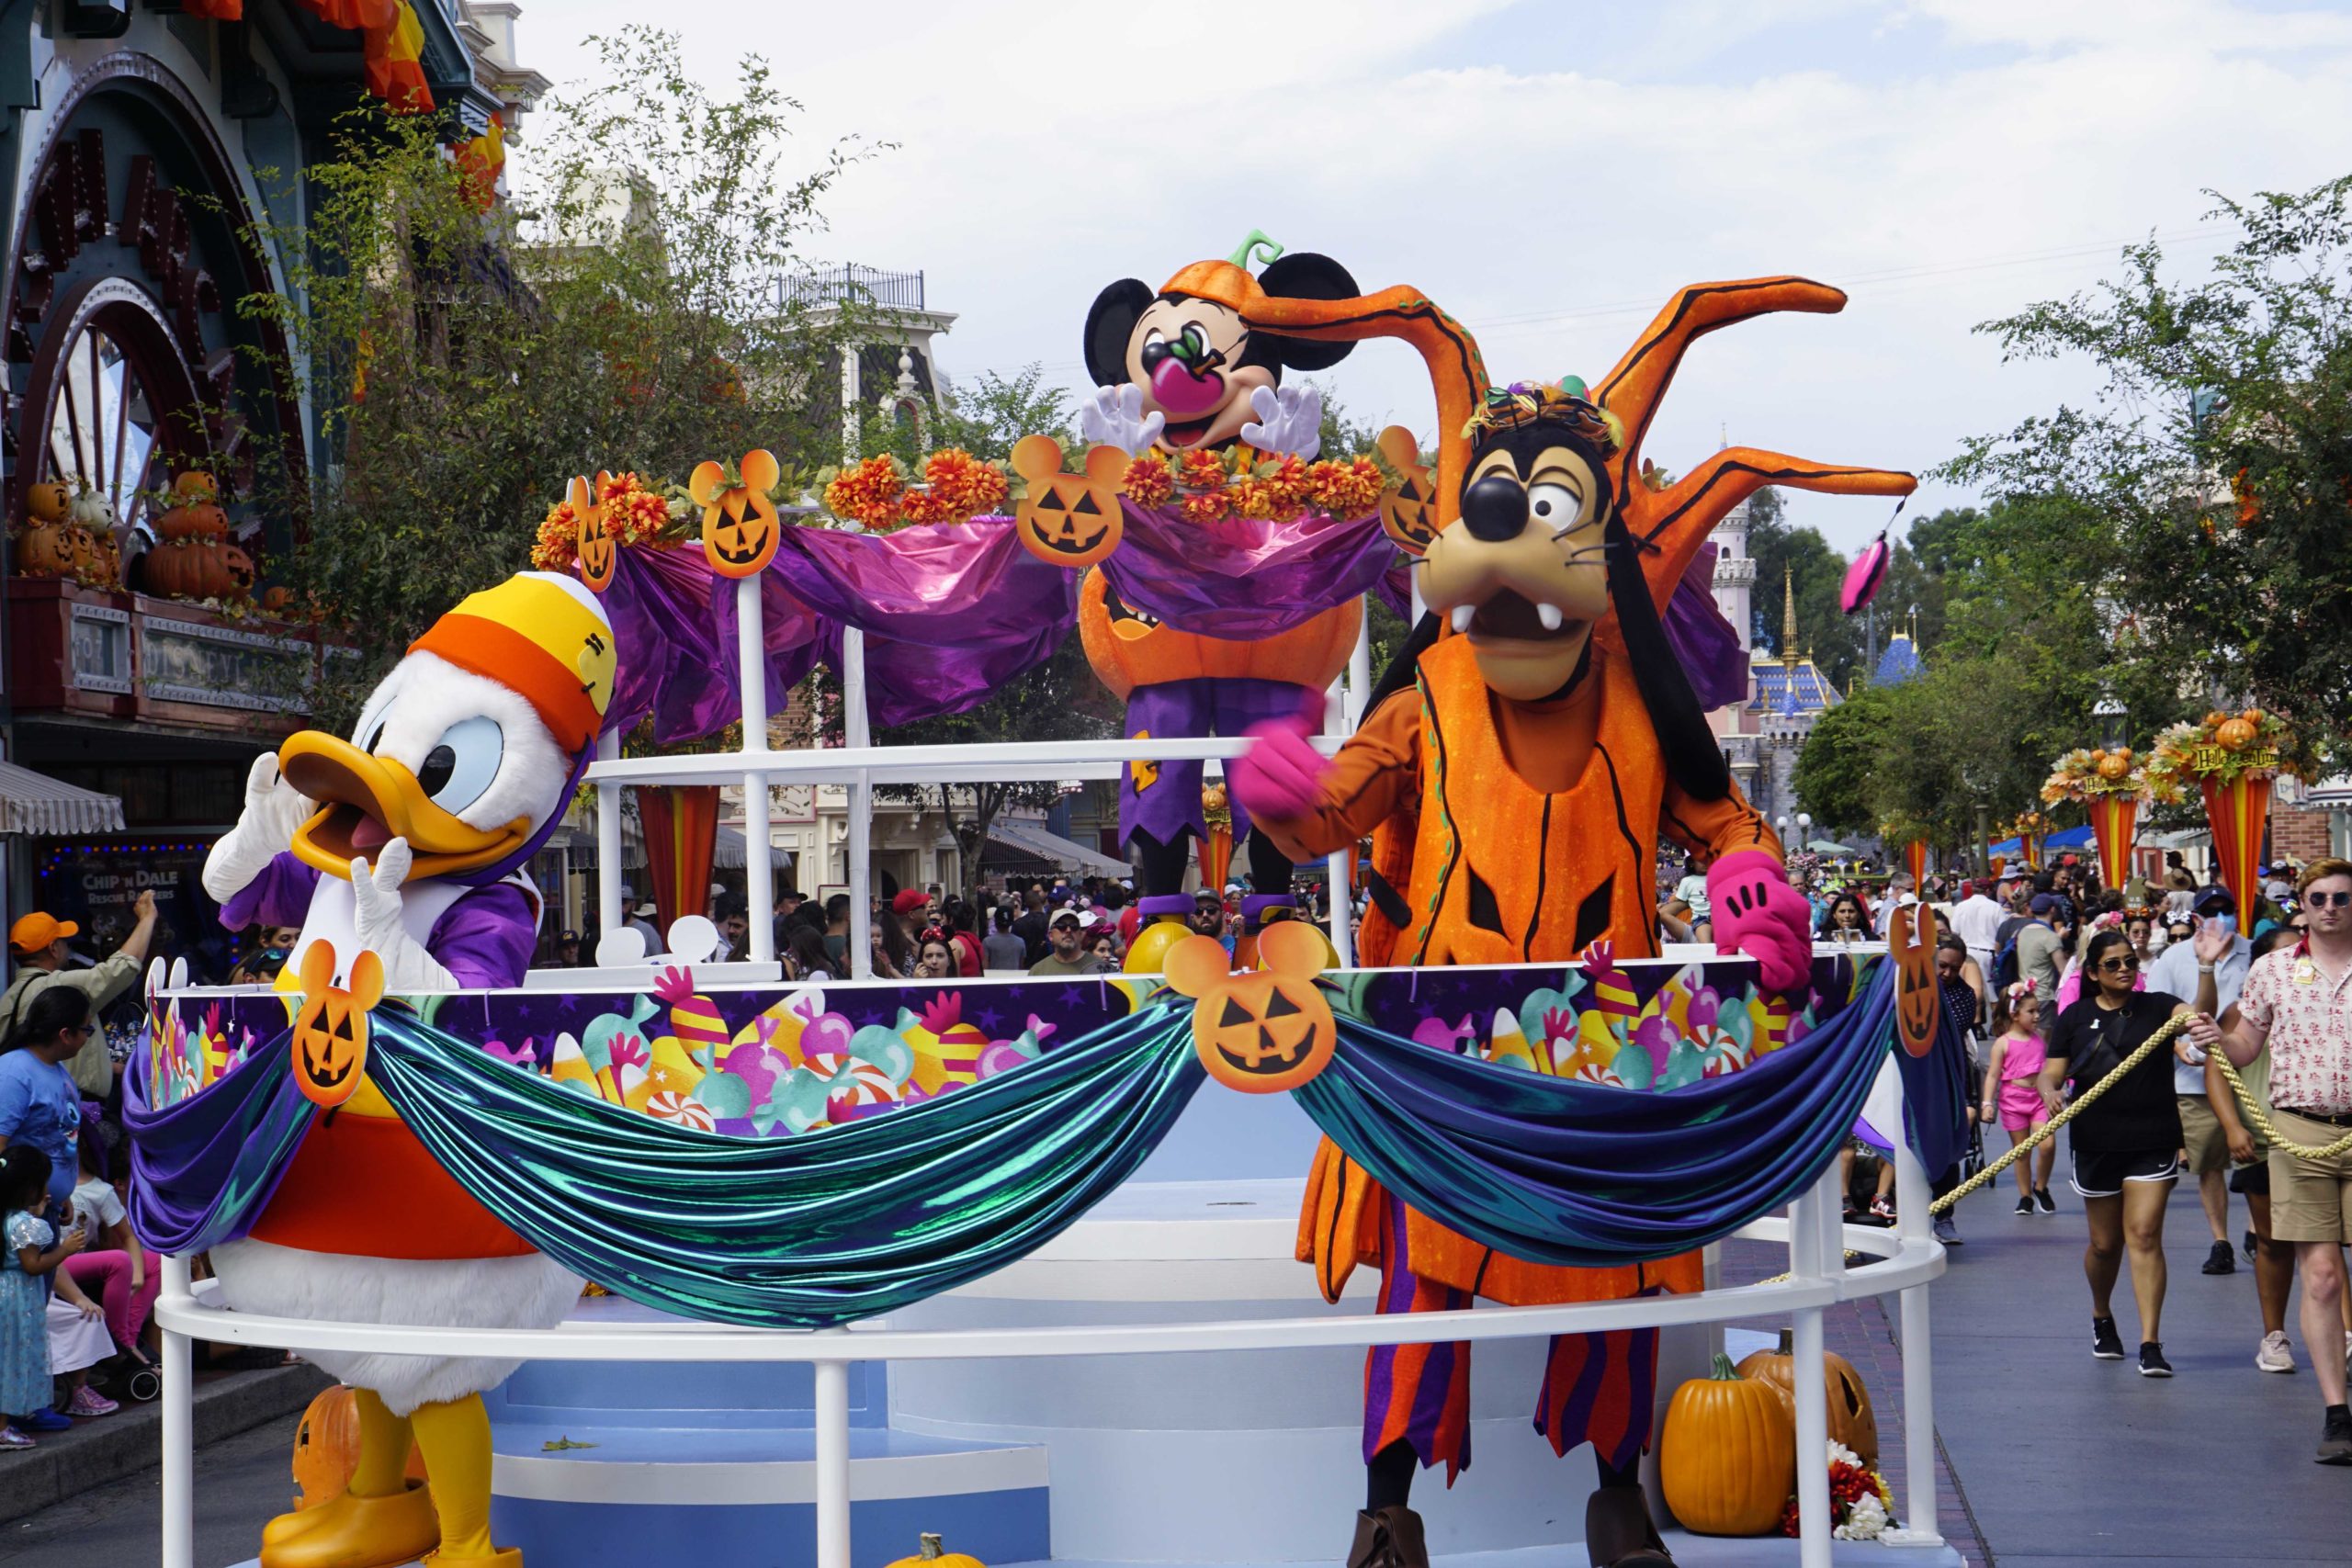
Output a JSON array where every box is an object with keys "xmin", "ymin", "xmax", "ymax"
[
  {"xmin": 529, "ymin": 471, "xmax": 677, "ymax": 570},
  {"xmin": 1178, "ymin": 490, "xmax": 1230, "ymax": 525},
  {"xmin": 922, "ymin": 448, "xmax": 1008, "ymax": 517},
  {"xmin": 821, "ymin": 455, "xmax": 909, "ymax": 529},
  {"xmin": 1308, "ymin": 456, "xmax": 1384, "ymax": 518},
  {"xmin": 1122, "ymin": 451, "xmax": 1176, "ymax": 507},
  {"xmin": 1176, "ymin": 448, "xmax": 1229, "ymax": 491}
]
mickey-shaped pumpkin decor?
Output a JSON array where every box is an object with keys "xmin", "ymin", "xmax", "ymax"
[
  {"xmin": 1374, "ymin": 425, "xmax": 1439, "ymax": 556},
  {"xmin": 1012, "ymin": 434, "xmax": 1129, "ymax": 569},
  {"xmin": 1887, "ymin": 902, "xmax": 1941, "ymax": 1059},
  {"xmin": 692, "ymin": 448, "xmax": 784, "ymax": 578},
  {"xmin": 1162, "ymin": 919, "xmax": 1336, "ymax": 1094},
  {"xmin": 291, "ymin": 940, "xmax": 385, "ymax": 1109},
  {"xmin": 571, "ymin": 472, "xmax": 616, "ymax": 592}
]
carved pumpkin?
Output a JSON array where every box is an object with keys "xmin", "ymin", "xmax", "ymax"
[
  {"xmin": 1166, "ymin": 921, "xmax": 1335, "ymax": 1094},
  {"xmin": 884, "ymin": 1536, "xmax": 985, "ymax": 1568},
  {"xmin": 1660, "ymin": 1352, "xmax": 1796, "ymax": 1537},
  {"xmin": 13, "ymin": 520, "xmax": 75, "ymax": 577},
  {"xmin": 1374, "ymin": 424, "xmax": 1439, "ymax": 556},
  {"xmin": 1736, "ymin": 1329, "xmax": 1879, "ymax": 1468},
  {"xmin": 1077, "ymin": 568, "xmax": 1362, "ymax": 703},
  {"xmin": 572, "ymin": 472, "xmax": 616, "ymax": 592},
  {"xmin": 156, "ymin": 472, "xmax": 230, "ymax": 542},
  {"xmin": 69, "ymin": 525, "xmax": 118, "ymax": 589},
  {"xmin": 1012, "ymin": 435, "xmax": 1127, "ymax": 569},
  {"xmin": 24, "ymin": 479, "xmax": 71, "ymax": 524},
  {"xmin": 141, "ymin": 539, "xmax": 244, "ymax": 601},
  {"xmin": 262, "ymin": 585, "xmax": 293, "ymax": 614},
  {"xmin": 290, "ymin": 1384, "xmax": 428, "ymax": 1511},
  {"xmin": 2215, "ymin": 717, "xmax": 2256, "ymax": 751},
  {"xmin": 2095, "ymin": 751, "xmax": 2132, "ymax": 781},
  {"xmin": 220, "ymin": 544, "xmax": 256, "ymax": 600},
  {"xmin": 291, "ymin": 942, "xmax": 384, "ymax": 1110},
  {"xmin": 1889, "ymin": 903, "xmax": 1940, "ymax": 1058},
  {"xmin": 693, "ymin": 448, "xmax": 783, "ymax": 578}
]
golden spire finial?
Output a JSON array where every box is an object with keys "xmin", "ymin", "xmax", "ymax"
[{"xmin": 1781, "ymin": 564, "xmax": 1799, "ymax": 675}]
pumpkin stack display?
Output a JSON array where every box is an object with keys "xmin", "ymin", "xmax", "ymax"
[
  {"xmin": 1659, "ymin": 1353, "xmax": 1796, "ymax": 1537},
  {"xmin": 142, "ymin": 470, "xmax": 254, "ymax": 602},
  {"xmin": 1735, "ymin": 1328, "xmax": 1880, "ymax": 1469},
  {"xmin": 14, "ymin": 478, "xmax": 82, "ymax": 581}
]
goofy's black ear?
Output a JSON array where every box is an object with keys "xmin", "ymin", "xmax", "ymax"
[
  {"xmin": 1084, "ymin": 279, "xmax": 1154, "ymax": 388},
  {"xmin": 1250, "ymin": 252, "xmax": 1360, "ymax": 374}
]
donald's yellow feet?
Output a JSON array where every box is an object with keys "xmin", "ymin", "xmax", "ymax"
[{"xmin": 257, "ymin": 1480, "xmax": 439, "ymax": 1568}]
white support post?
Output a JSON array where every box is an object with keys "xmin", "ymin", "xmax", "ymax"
[
  {"xmin": 160, "ymin": 1254, "xmax": 194, "ymax": 1568},
  {"xmin": 595, "ymin": 728, "xmax": 622, "ymax": 942},
  {"xmin": 738, "ymin": 574, "xmax": 775, "ymax": 962},
  {"xmin": 813, "ymin": 1341, "xmax": 853, "ymax": 1568},
  {"xmin": 1786, "ymin": 1172, "xmax": 1837, "ymax": 1568},
  {"xmin": 843, "ymin": 628, "xmax": 874, "ymax": 980},
  {"xmin": 1325, "ymin": 604, "xmax": 1374, "ymax": 964},
  {"xmin": 1891, "ymin": 1073, "xmax": 1943, "ymax": 1544}
]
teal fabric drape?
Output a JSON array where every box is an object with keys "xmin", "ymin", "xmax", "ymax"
[
  {"xmin": 363, "ymin": 1000, "xmax": 1204, "ymax": 1326},
  {"xmin": 1295, "ymin": 960, "xmax": 1898, "ymax": 1267}
]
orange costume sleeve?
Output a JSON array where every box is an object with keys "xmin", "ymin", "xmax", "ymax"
[
  {"xmin": 1252, "ymin": 688, "xmax": 1421, "ymax": 865},
  {"xmin": 1660, "ymin": 778, "xmax": 1784, "ymax": 867}
]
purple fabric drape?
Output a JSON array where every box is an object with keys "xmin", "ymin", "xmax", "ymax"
[
  {"xmin": 1668, "ymin": 542, "xmax": 1749, "ymax": 712},
  {"xmin": 1374, "ymin": 558, "xmax": 1413, "ymax": 621},
  {"xmin": 123, "ymin": 1037, "xmax": 315, "ymax": 1256},
  {"xmin": 1097, "ymin": 502, "xmax": 1397, "ymax": 640}
]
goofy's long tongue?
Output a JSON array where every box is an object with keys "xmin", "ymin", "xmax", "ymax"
[{"xmin": 1149, "ymin": 358, "xmax": 1224, "ymax": 418}]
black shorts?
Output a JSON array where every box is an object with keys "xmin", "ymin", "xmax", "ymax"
[
  {"xmin": 2230, "ymin": 1160, "xmax": 2273, "ymax": 1196},
  {"xmin": 2070, "ymin": 1147, "xmax": 2183, "ymax": 1198}
]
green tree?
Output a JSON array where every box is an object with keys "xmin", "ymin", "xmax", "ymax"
[
  {"xmin": 1945, "ymin": 175, "xmax": 2352, "ymax": 759},
  {"xmin": 933, "ymin": 364, "xmax": 1079, "ymax": 461}
]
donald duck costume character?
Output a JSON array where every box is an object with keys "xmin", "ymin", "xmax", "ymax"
[{"xmin": 198, "ymin": 570, "xmax": 616, "ymax": 1568}]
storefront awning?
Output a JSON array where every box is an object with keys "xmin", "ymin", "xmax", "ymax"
[
  {"xmin": 979, "ymin": 819, "xmax": 1126, "ymax": 877},
  {"xmin": 0, "ymin": 760, "xmax": 126, "ymax": 835}
]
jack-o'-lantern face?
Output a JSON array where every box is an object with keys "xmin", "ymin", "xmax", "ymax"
[
  {"xmin": 220, "ymin": 545, "xmax": 255, "ymax": 597},
  {"xmin": 1374, "ymin": 425, "xmax": 1439, "ymax": 556},
  {"xmin": 290, "ymin": 942, "xmax": 385, "ymax": 1109},
  {"xmin": 572, "ymin": 472, "xmax": 616, "ymax": 592},
  {"xmin": 1888, "ymin": 904, "xmax": 1940, "ymax": 1058},
  {"xmin": 1164, "ymin": 921, "xmax": 1336, "ymax": 1093},
  {"xmin": 692, "ymin": 449, "xmax": 783, "ymax": 578},
  {"xmin": 1012, "ymin": 435, "xmax": 1128, "ymax": 567}
]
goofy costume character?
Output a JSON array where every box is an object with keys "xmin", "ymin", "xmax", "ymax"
[
  {"xmin": 1228, "ymin": 279, "xmax": 1914, "ymax": 1568},
  {"xmin": 198, "ymin": 570, "xmax": 616, "ymax": 1568}
]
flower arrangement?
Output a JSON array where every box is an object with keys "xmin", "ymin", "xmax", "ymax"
[
  {"xmin": 1778, "ymin": 1439, "xmax": 1895, "ymax": 1541},
  {"xmin": 816, "ymin": 447, "xmax": 1011, "ymax": 531},
  {"xmin": 1122, "ymin": 444, "xmax": 1391, "ymax": 525},
  {"xmin": 530, "ymin": 470, "xmax": 686, "ymax": 569},
  {"xmin": 2144, "ymin": 707, "xmax": 2311, "ymax": 794},
  {"xmin": 2041, "ymin": 746, "xmax": 2150, "ymax": 805},
  {"xmin": 2009, "ymin": 809, "xmax": 2050, "ymax": 841}
]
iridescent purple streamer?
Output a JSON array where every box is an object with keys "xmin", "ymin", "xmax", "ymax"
[
  {"xmin": 123, "ymin": 1033, "xmax": 316, "ymax": 1257},
  {"xmin": 1096, "ymin": 502, "xmax": 1396, "ymax": 639}
]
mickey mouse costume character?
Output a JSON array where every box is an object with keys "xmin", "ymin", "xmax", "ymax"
[
  {"xmin": 1228, "ymin": 278, "xmax": 1915, "ymax": 1568},
  {"xmin": 1077, "ymin": 234, "xmax": 1365, "ymax": 953}
]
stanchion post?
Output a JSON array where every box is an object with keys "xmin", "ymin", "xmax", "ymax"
[
  {"xmin": 595, "ymin": 728, "xmax": 622, "ymax": 943},
  {"xmin": 160, "ymin": 1254, "xmax": 194, "ymax": 1568},
  {"xmin": 1787, "ymin": 1172, "xmax": 1836, "ymax": 1568},
  {"xmin": 843, "ymin": 628, "xmax": 874, "ymax": 980},
  {"xmin": 813, "ymin": 1336, "xmax": 853, "ymax": 1568},
  {"xmin": 1890, "ymin": 1070, "xmax": 1943, "ymax": 1543},
  {"xmin": 737, "ymin": 574, "xmax": 775, "ymax": 962}
]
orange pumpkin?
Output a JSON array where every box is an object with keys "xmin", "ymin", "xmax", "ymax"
[
  {"xmin": 1736, "ymin": 1329, "xmax": 1880, "ymax": 1468},
  {"xmin": 2215, "ymin": 717, "xmax": 2256, "ymax": 751},
  {"xmin": 24, "ymin": 479, "xmax": 71, "ymax": 524},
  {"xmin": 13, "ymin": 521, "xmax": 75, "ymax": 577},
  {"xmin": 141, "ymin": 539, "xmax": 244, "ymax": 600},
  {"xmin": 2095, "ymin": 751, "xmax": 2132, "ymax": 781},
  {"xmin": 291, "ymin": 942, "xmax": 383, "ymax": 1109},
  {"xmin": 1012, "ymin": 435, "xmax": 1127, "ymax": 569},
  {"xmin": 2240, "ymin": 707, "xmax": 2264, "ymax": 726},
  {"xmin": 1166, "ymin": 921, "xmax": 1335, "ymax": 1094},
  {"xmin": 884, "ymin": 1535, "xmax": 985, "ymax": 1568},
  {"xmin": 220, "ymin": 544, "xmax": 256, "ymax": 600},
  {"xmin": 1077, "ymin": 568, "xmax": 1361, "ymax": 703},
  {"xmin": 1660, "ymin": 1352, "xmax": 1796, "ymax": 1537},
  {"xmin": 1889, "ymin": 903, "xmax": 1940, "ymax": 1059},
  {"xmin": 290, "ymin": 1385, "xmax": 430, "ymax": 1511},
  {"xmin": 1374, "ymin": 425, "xmax": 1439, "ymax": 556},
  {"xmin": 693, "ymin": 449, "xmax": 783, "ymax": 578},
  {"xmin": 2205, "ymin": 710, "xmax": 2228, "ymax": 728},
  {"xmin": 262, "ymin": 585, "xmax": 293, "ymax": 614},
  {"xmin": 572, "ymin": 473, "xmax": 616, "ymax": 592}
]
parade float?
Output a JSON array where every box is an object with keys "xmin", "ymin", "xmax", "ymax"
[{"xmin": 129, "ymin": 262, "xmax": 1966, "ymax": 1568}]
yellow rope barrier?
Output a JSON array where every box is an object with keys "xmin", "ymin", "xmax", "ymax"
[{"xmin": 2208, "ymin": 1050, "xmax": 2352, "ymax": 1162}]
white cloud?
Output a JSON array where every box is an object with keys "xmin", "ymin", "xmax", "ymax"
[{"xmin": 514, "ymin": 0, "xmax": 2352, "ymax": 548}]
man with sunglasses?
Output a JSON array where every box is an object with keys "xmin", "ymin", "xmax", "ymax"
[
  {"xmin": 2151, "ymin": 888, "xmax": 2254, "ymax": 1276},
  {"xmin": 2191, "ymin": 858, "xmax": 2352, "ymax": 1463}
]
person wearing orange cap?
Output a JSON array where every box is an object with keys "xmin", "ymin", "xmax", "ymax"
[{"xmin": 0, "ymin": 891, "xmax": 157, "ymax": 1097}]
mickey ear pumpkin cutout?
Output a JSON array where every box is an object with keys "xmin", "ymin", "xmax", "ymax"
[
  {"xmin": 1374, "ymin": 425, "xmax": 1439, "ymax": 557},
  {"xmin": 290, "ymin": 943, "xmax": 384, "ymax": 1109},
  {"xmin": 1012, "ymin": 434, "xmax": 1128, "ymax": 569},
  {"xmin": 571, "ymin": 472, "xmax": 616, "ymax": 592},
  {"xmin": 693, "ymin": 448, "xmax": 784, "ymax": 579},
  {"xmin": 1163, "ymin": 924, "xmax": 1337, "ymax": 1094},
  {"xmin": 1888, "ymin": 904, "xmax": 1940, "ymax": 1058}
]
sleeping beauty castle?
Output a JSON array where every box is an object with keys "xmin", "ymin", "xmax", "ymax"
[{"xmin": 1704, "ymin": 497, "xmax": 1841, "ymax": 829}]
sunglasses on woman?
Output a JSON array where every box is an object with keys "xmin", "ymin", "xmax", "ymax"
[{"xmin": 2098, "ymin": 954, "xmax": 2140, "ymax": 974}]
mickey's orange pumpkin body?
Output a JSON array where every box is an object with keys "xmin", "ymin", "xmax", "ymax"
[{"xmin": 1078, "ymin": 568, "xmax": 1359, "ymax": 703}]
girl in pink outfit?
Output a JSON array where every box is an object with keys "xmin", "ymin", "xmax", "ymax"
[
  {"xmin": 61, "ymin": 1132, "xmax": 156, "ymax": 1375},
  {"xmin": 1981, "ymin": 982, "xmax": 2058, "ymax": 1214}
]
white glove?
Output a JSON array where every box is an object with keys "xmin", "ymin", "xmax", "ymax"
[
  {"xmin": 1240, "ymin": 383, "xmax": 1323, "ymax": 461},
  {"xmin": 200, "ymin": 754, "xmax": 314, "ymax": 903},
  {"xmin": 1077, "ymin": 383, "xmax": 1166, "ymax": 457},
  {"xmin": 349, "ymin": 839, "xmax": 457, "ymax": 992}
]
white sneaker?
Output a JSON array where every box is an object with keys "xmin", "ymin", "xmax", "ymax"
[{"xmin": 2257, "ymin": 1330, "xmax": 2296, "ymax": 1373}]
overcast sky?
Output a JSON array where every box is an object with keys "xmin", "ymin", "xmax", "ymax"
[{"xmin": 514, "ymin": 0, "xmax": 2352, "ymax": 552}]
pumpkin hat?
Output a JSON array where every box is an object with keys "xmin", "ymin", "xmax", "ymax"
[{"xmin": 279, "ymin": 572, "xmax": 616, "ymax": 886}]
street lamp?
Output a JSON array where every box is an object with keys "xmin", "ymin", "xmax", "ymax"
[{"xmin": 2093, "ymin": 695, "xmax": 2129, "ymax": 751}]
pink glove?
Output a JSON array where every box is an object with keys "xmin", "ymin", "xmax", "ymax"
[
  {"xmin": 1228, "ymin": 694, "xmax": 1333, "ymax": 825},
  {"xmin": 1708, "ymin": 849, "xmax": 1814, "ymax": 993}
]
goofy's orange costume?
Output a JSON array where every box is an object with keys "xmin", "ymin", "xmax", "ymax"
[{"xmin": 1227, "ymin": 278, "xmax": 1914, "ymax": 1568}]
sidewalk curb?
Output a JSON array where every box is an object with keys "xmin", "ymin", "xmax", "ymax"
[{"xmin": 0, "ymin": 1362, "xmax": 331, "ymax": 1527}]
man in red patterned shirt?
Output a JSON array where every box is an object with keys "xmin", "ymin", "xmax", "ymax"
[{"xmin": 2193, "ymin": 857, "xmax": 2352, "ymax": 1464}]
